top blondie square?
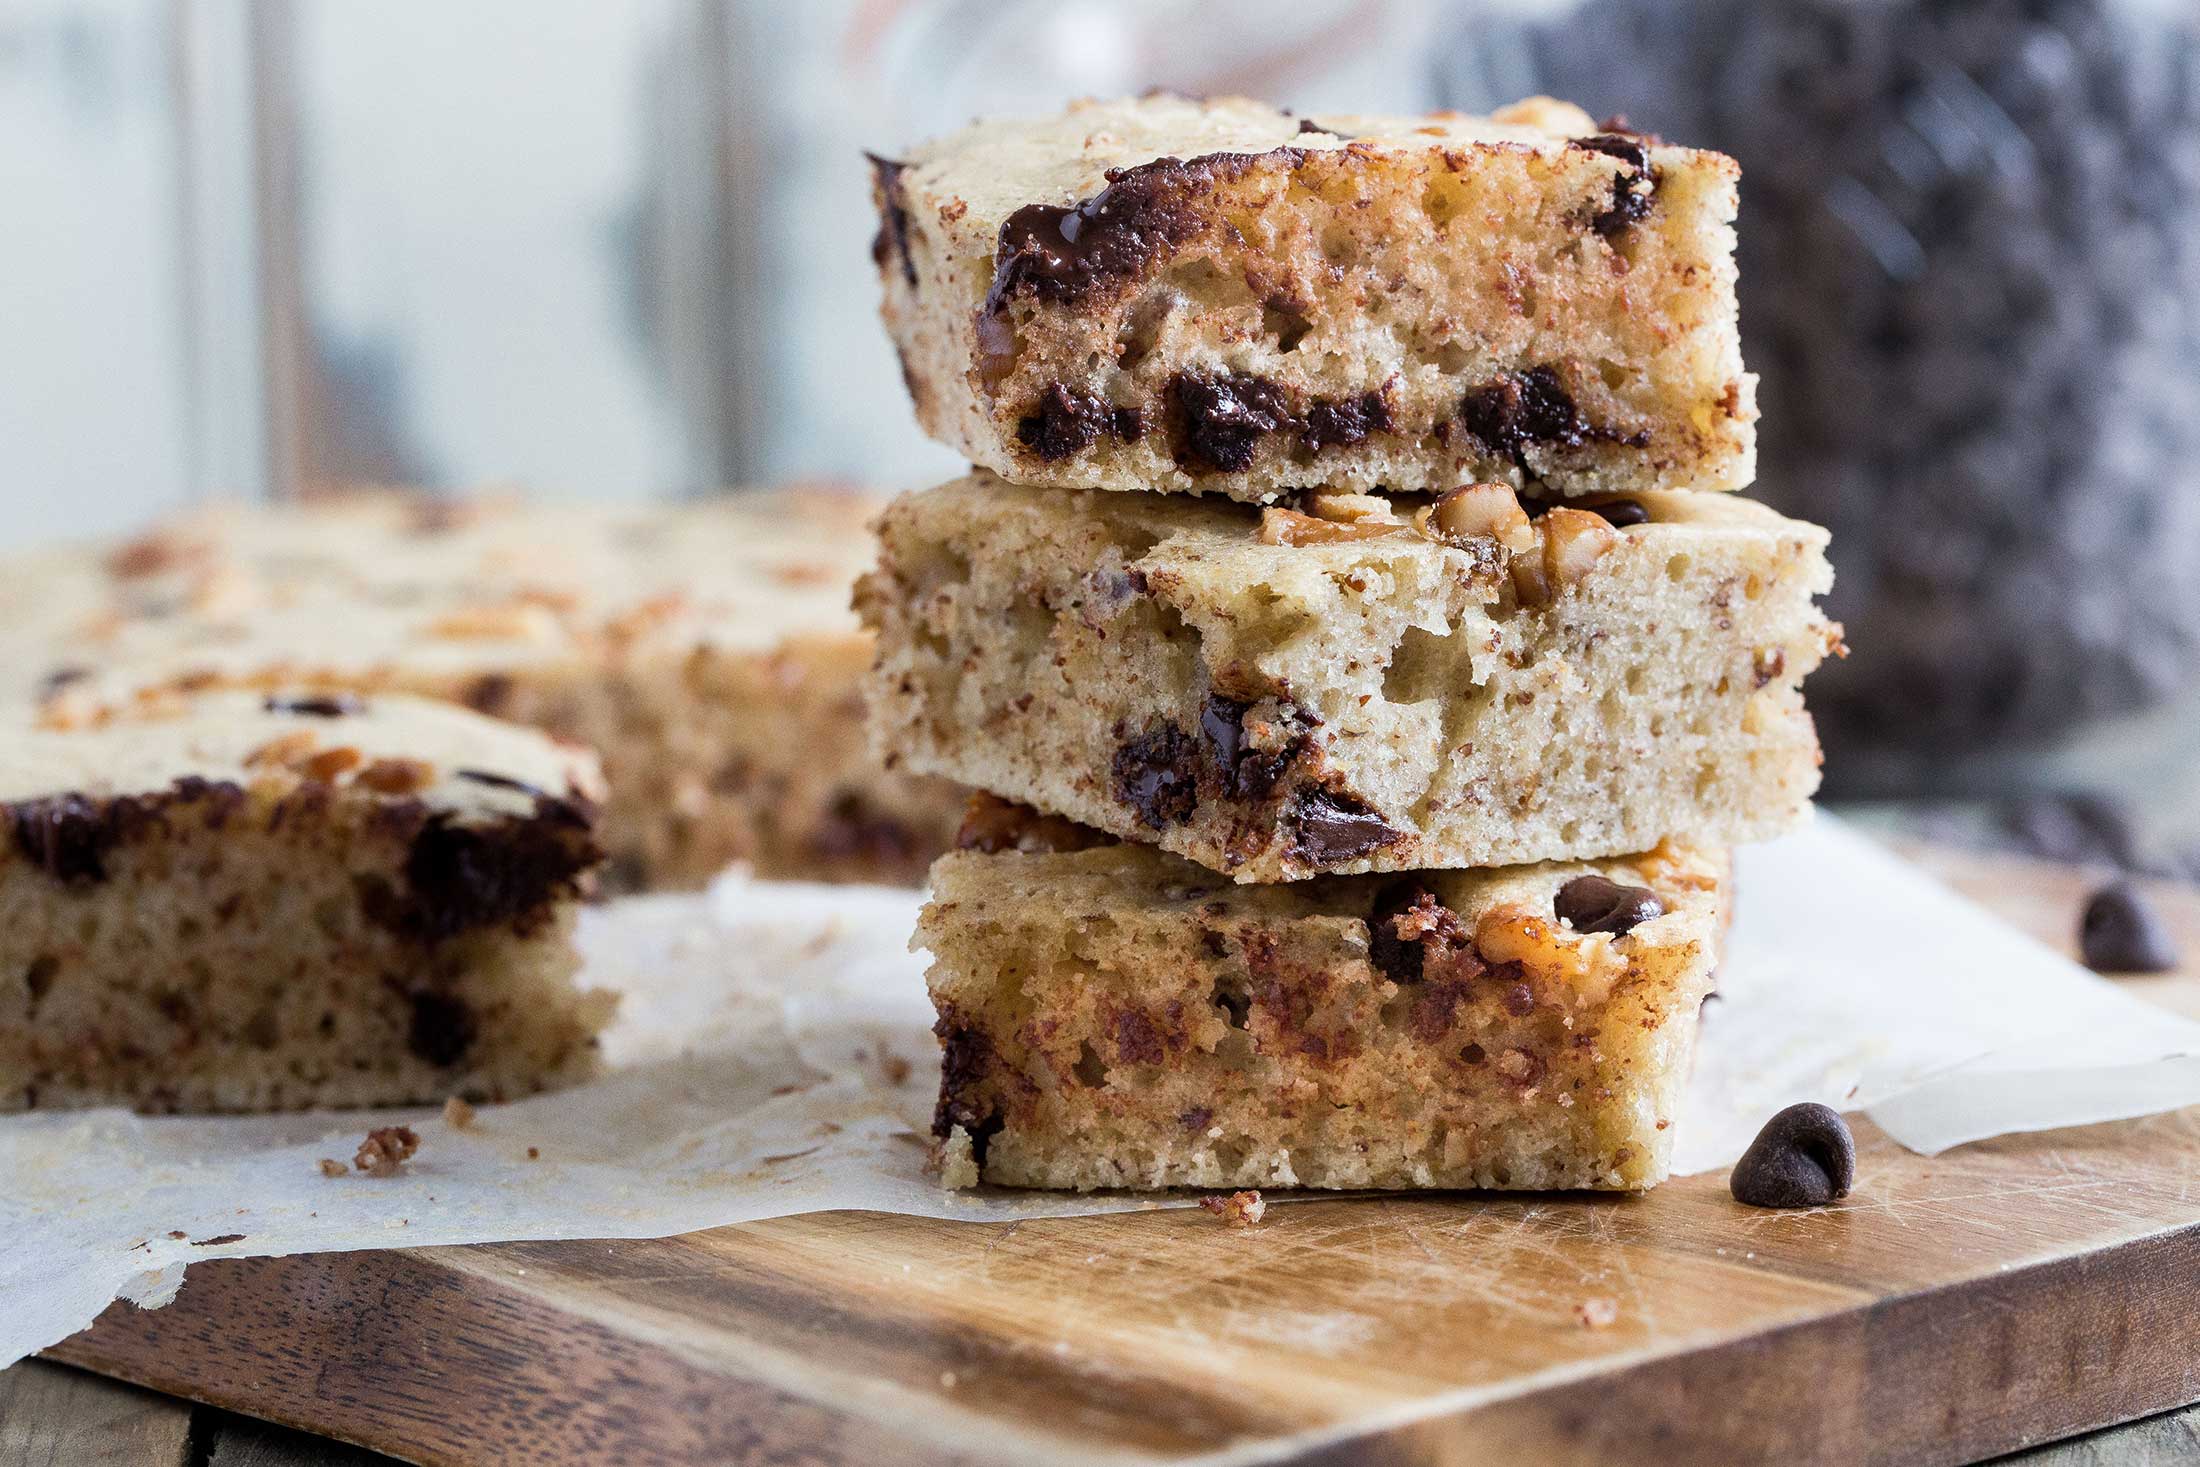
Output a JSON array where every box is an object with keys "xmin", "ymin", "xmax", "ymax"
[{"xmin": 872, "ymin": 92, "xmax": 1753, "ymax": 503}]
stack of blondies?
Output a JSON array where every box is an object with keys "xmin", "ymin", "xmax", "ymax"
[{"xmin": 861, "ymin": 93, "xmax": 1840, "ymax": 1192}]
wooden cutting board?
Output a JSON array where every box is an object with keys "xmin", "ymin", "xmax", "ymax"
[{"xmin": 44, "ymin": 845, "xmax": 2200, "ymax": 1467}]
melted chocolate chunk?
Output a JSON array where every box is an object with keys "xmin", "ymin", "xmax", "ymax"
[
  {"xmin": 1303, "ymin": 390, "xmax": 1391, "ymax": 449},
  {"xmin": 866, "ymin": 153, "xmax": 917, "ymax": 287},
  {"xmin": 264, "ymin": 693, "xmax": 362, "ymax": 718},
  {"xmin": 1730, "ymin": 1102, "xmax": 1854, "ymax": 1209},
  {"xmin": 1172, "ymin": 371, "xmax": 1291, "ymax": 473},
  {"xmin": 407, "ymin": 990, "xmax": 478, "ymax": 1067},
  {"xmin": 984, "ymin": 150, "xmax": 1291, "ymax": 316},
  {"xmin": 10, "ymin": 794, "xmax": 115, "ymax": 885},
  {"xmin": 1016, "ymin": 383, "xmax": 1117, "ymax": 461},
  {"xmin": 1286, "ymin": 787, "xmax": 1402, "ymax": 866},
  {"xmin": 931, "ymin": 1013, "xmax": 1002, "ymax": 1158},
  {"xmin": 1112, "ymin": 724, "xmax": 1200, "ymax": 828},
  {"xmin": 1458, "ymin": 365, "xmax": 1651, "ymax": 470},
  {"xmin": 1460, "ymin": 366, "xmax": 1592, "ymax": 465},
  {"xmin": 366, "ymin": 804, "xmax": 597, "ymax": 944},
  {"xmin": 1366, "ymin": 881, "xmax": 1439, "ymax": 984},
  {"xmin": 1554, "ymin": 874, "xmax": 1664, "ymax": 935},
  {"xmin": 1587, "ymin": 498, "xmax": 1650, "ymax": 528},
  {"xmin": 1570, "ymin": 133, "xmax": 1658, "ymax": 237},
  {"xmin": 1197, "ymin": 695, "xmax": 1302, "ymax": 801}
]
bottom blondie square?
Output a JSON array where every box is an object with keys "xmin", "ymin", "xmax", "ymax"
[{"xmin": 921, "ymin": 828, "xmax": 1726, "ymax": 1193}]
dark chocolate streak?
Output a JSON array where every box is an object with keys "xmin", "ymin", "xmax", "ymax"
[
  {"xmin": 8, "ymin": 778, "xmax": 246, "ymax": 885},
  {"xmin": 983, "ymin": 148, "xmax": 1300, "ymax": 315},
  {"xmin": 867, "ymin": 153, "xmax": 917, "ymax": 287}
]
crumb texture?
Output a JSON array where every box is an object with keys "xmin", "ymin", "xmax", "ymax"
[
  {"xmin": 861, "ymin": 472, "xmax": 1835, "ymax": 881},
  {"xmin": 1, "ymin": 693, "xmax": 614, "ymax": 1112}
]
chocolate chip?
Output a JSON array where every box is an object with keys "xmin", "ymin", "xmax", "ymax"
[
  {"xmin": 10, "ymin": 795, "xmax": 115, "ymax": 885},
  {"xmin": 1459, "ymin": 366, "xmax": 1587, "ymax": 464},
  {"xmin": 931, "ymin": 1012, "xmax": 1003, "ymax": 1167},
  {"xmin": 1197, "ymin": 695, "xmax": 1303, "ymax": 801},
  {"xmin": 1303, "ymin": 390, "xmax": 1391, "ymax": 449},
  {"xmin": 455, "ymin": 769, "xmax": 551, "ymax": 800},
  {"xmin": 2079, "ymin": 881, "xmax": 2179, "ymax": 974},
  {"xmin": 264, "ymin": 694, "xmax": 362, "ymax": 718},
  {"xmin": 1586, "ymin": 498, "xmax": 1650, "ymax": 527},
  {"xmin": 1286, "ymin": 787, "xmax": 1402, "ymax": 866},
  {"xmin": 1172, "ymin": 370, "xmax": 1290, "ymax": 473},
  {"xmin": 1459, "ymin": 365, "xmax": 1649, "ymax": 471},
  {"xmin": 1730, "ymin": 1103, "xmax": 1854, "ymax": 1209},
  {"xmin": 461, "ymin": 673, "xmax": 514, "ymax": 716},
  {"xmin": 38, "ymin": 665, "xmax": 91, "ymax": 698},
  {"xmin": 407, "ymin": 990, "xmax": 478, "ymax": 1067},
  {"xmin": 866, "ymin": 153, "xmax": 917, "ymax": 287},
  {"xmin": 1112, "ymin": 724, "xmax": 1199, "ymax": 828},
  {"xmin": 1366, "ymin": 882, "xmax": 1439, "ymax": 984},
  {"xmin": 1554, "ymin": 874, "xmax": 1664, "ymax": 935},
  {"xmin": 365, "ymin": 807, "xmax": 598, "ymax": 944},
  {"xmin": 984, "ymin": 150, "xmax": 1287, "ymax": 318},
  {"xmin": 1570, "ymin": 133, "xmax": 1657, "ymax": 237},
  {"xmin": 1015, "ymin": 383, "xmax": 1117, "ymax": 461}
]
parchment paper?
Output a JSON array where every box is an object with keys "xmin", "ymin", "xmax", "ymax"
[{"xmin": 6, "ymin": 815, "xmax": 2198, "ymax": 1369}]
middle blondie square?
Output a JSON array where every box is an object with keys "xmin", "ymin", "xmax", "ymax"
[{"xmin": 860, "ymin": 470, "xmax": 1838, "ymax": 883}]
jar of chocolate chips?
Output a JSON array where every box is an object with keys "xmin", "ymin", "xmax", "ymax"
[{"xmin": 1437, "ymin": 0, "xmax": 2200, "ymax": 830}]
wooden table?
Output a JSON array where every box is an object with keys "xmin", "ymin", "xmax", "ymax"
[{"xmin": 6, "ymin": 843, "xmax": 2199, "ymax": 1467}]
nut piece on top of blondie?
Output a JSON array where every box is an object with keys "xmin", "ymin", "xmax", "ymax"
[
  {"xmin": 873, "ymin": 92, "xmax": 1753, "ymax": 503},
  {"xmin": 860, "ymin": 471, "xmax": 1837, "ymax": 883},
  {"xmin": 1, "ymin": 690, "xmax": 615, "ymax": 1112},
  {"xmin": 922, "ymin": 812, "xmax": 1726, "ymax": 1193},
  {"xmin": 3, "ymin": 488, "xmax": 964, "ymax": 889}
]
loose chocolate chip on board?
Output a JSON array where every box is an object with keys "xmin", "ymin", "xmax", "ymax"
[
  {"xmin": 1554, "ymin": 875, "xmax": 1664, "ymax": 934},
  {"xmin": 1731, "ymin": 1103, "xmax": 1855, "ymax": 1209},
  {"xmin": 2079, "ymin": 881, "xmax": 2179, "ymax": 974}
]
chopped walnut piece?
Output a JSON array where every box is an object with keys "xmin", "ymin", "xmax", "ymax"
[
  {"xmin": 1199, "ymin": 1189, "xmax": 1267, "ymax": 1227},
  {"xmin": 442, "ymin": 1096, "xmax": 477, "ymax": 1129},
  {"xmin": 424, "ymin": 601, "xmax": 558, "ymax": 642},
  {"xmin": 245, "ymin": 729, "xmax": 321, "ymax": 768},
  {"xmin": 1575, "ymin": 1296, "xmax": 1620, "ymax": 1329},
  {"xmin": 356, "ymin": 757, "xmax": 437, "ymax": 794},
  {"xmin": 1301, "ymin": 491, "xmax": 1402, "ymax": 527},
  {"xmin": 353, "ymin": 1125, "xmax": 420, "ymax": 1177},
  {"xmin": 1421, "ymin": 483, "xmax": 1534, "ymax": 553},
  {"xmin": 1257, "ymin": 508, "xmax": 1402, "ymax": 546},
  {"xmin": 1490, "ymin": 95, "xmax": 1598, "ymax": 134},
  {"xmin": 1539, "ymin": 507, "xmax": 1621, "ymax": 590},
  {"xmin": 317, "ymin": 1158, "xmax": 348, "ymax": 1179},
  {"xmin": 299, "ymin": 746, "xmax": 363, "ymax": 782},
  {"xmin": 104, "ymin": 531, "xmax": 207, "ymax": 580},
  {"xmin": 955, "ymin": 791, "xmax": 1106, "ymax": 855}
]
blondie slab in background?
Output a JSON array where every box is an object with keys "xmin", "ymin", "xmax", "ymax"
[
  {"xmin": 921, "ymin": 837, "xmax": 1726, "ymax": 1192},
  {"xmin": 0, "ymin": 490, "xmax": 962, "ymax": 889},
  {"xmin": 861, "ymin": 473, "xmax": 1836, "ymax": 882},
  {"xmin": 873, "ymin": 93, "xmax": 1753, "ymax": 502},
  {"xmin": 1, "ymin": 692, "xmax": 613, "ymax": 1112}
]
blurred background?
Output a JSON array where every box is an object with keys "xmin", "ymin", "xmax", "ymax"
[{"xmin": 4, "ymin": 0, "xmax": 2198, "ymax": 867}]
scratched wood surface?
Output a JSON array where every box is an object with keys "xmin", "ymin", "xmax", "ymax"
[{"xmin": 40, "ymin": 847, "xmax": 2200, "ymax": 1467}]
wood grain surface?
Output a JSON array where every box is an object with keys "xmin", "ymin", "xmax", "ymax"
[{"xmin": 39, "ymin": 848, "xmax": 2200, "ymax": 1467}]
